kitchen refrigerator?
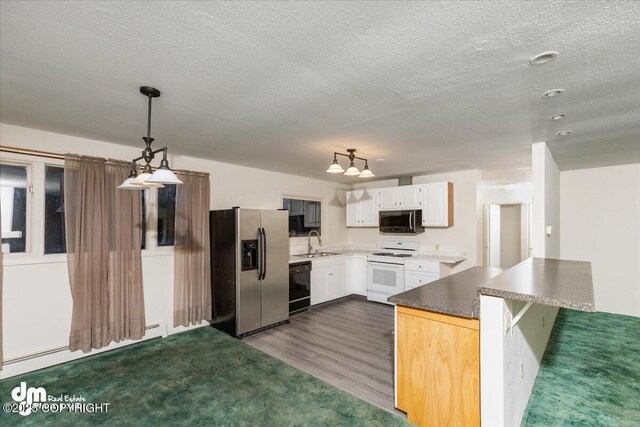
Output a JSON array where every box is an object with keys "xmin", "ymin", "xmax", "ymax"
[{"xmin": 210, "ymin": 208, "xmax": 290, "ymax": 337}]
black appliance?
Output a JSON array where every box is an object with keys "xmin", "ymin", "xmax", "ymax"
[
  {"xmin": 379, "ymin": 210, "xmax": 424, "ymax": 234},
  {"xmin": 289, "ymin": 261, "xmax": 311, "ymax": 314}
]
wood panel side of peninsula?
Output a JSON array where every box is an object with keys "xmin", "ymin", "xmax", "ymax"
[{"xmin": 396, "ymin": 305, "xmax": 480, "ymax": 427}]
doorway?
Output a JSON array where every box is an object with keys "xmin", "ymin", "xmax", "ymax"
[{"xmin": 483, "ymin": 203, "xmax": 531, "ymax": 268}]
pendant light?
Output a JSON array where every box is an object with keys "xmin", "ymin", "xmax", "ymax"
[
  {"xmin": 358, "ymin": 161, "xmax": 375, "ymax": 178},
  {"xmin": 326, "ymin": 148, "xmax": 374, "ymax": 178},
  {"xmin": 118, "ymin": 86, "xmax": 182, "ymax": 189},
  {"xmin": 344, "ymin": 162, "xmax": 361, "ymax": 176},
  {"xmin": 118, "ymin": 163, "xmax": 147, "ymax": 190},
  {"xmin": 326, "ymin": 154, "xmax": 345, "ymax": 173}
]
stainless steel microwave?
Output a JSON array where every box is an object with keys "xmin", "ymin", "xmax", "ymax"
[{"xmin": 379, "ymin": 210, "xmax": 424, "ymax": 234}]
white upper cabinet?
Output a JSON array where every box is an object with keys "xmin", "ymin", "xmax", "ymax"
[
  {"xmin": 421, "ymin": 182, "xmax": 453, "ymax": 227},
  {"xmin": 377, "ymin": 187, "xmax": 397, "ymax": 210},
  {"xmin": 377, "ymin": 185, "xmax": 422, "ymax": 210},
  {"xmin": 398, "ymin": 185, "xmax": 422, "ymax": 209},
  {"xmin": 346, "ymin": 189, "xmax": 378, "ymax": 227}
]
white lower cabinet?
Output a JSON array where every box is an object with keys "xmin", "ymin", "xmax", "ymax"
[
  {"xmin": 404, "ymin": 271, "xmax": 439, "ymax": 290},
  {"xmin": 311, "ymin": 258, "xmax": 345, "ymax": 305},
  {"xmin": 344, "ymin": 255, "xmax": 367, "ymax": 296},
  {"xmin": 310, "ymin": 268, "xmax": 328, "ymax": 305},
  {"xmin": 404, "ymin": 259, "xmax": 441, "ymax": 290},
  {"xmin": 311, "ymin": 255, "xmax": 368, "ymax": 304}
]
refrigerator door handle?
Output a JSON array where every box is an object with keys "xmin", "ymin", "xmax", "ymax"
[
  {"xmin": 261, "ymin": 227, "xmax": 267, "ymax": 280},
  {"xmin": 257, "ymin": 228, "xmax": 263, "ymax": 280}
]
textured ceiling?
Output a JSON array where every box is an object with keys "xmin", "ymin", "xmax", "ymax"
[{"xmin": 1, "ymin": 1, "xmax": 639, "ymax": 184}]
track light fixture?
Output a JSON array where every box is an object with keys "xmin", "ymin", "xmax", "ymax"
[
  {"xmin": 118, "ymin": 86, "xmax": 183, "ymax": 190},
  {"xmin": 326, "ymin": 148, "xmax": 374, "ymax": 178}
]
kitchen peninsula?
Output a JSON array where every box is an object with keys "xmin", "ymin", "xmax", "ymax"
[{"xmin": 389, "ymin": 258, "xmax": 595, "ymax": 427}]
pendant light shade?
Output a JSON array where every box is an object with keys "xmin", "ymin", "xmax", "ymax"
[
  {"xmin": 358, "ymin": 163, "xmax": 375, "ymax": 178},
  {"xmin": 344, "ymin": 163, "xmax": 361, "ymax": 176},
  {"xmin": 326, "ymin": 156, "xmax": 345, "ymax": 173},
  {"xmin": 132, "ymin": 172, "xmax": 165, "ymax": 188},
  {"xmin": 147, "ymin": 168, "xmax": 183, "ymax": 184},
  {"xmin": 118, "ymin": 177, "xmax": 143, "ymax": 190}
]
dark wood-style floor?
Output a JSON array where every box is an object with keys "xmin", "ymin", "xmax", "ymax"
[{"xmin": 244, "ymin": 296, "xmax": 400, "ymax": 414}]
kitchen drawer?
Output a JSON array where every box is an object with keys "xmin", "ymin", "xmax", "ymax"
[
  {"xmin": 405, "ymin": 272, "xmax": 439, "ymax": 290},
  {"xmin": 311, "ymin": 256, "xmax": 344, "ymax": 269},
  {"xmin": 404, "ymin": 259, "xmax": 439, "ymax": 273}
]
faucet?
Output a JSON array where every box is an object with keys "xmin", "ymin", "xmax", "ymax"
[{"xmin": 308, "ymin": 230, "xmax": 322, "ymax": 255}]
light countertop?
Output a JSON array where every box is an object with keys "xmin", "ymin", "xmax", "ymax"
[{"xmin": 288, "ymin": 248, "xmax": 466, "ymax": 264}]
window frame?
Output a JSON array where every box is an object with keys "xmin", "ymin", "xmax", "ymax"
[
  {"xmin": 43, "ymin": 163, "xmax": 67, "ymax": 256},
  {"xmin": 282, "ymin": 193, "xmax": 326, "ymax": 246},
  {"xmin": 145, "ymin": 186, "xmax": 174, "ymax": 254},
  {"xmin": 0, "ymin": 156, "xmax": 34, "ymax": 260},
  {"xmin": 155, "ymin": 183, "xmax": 177, "ymax": 248}
]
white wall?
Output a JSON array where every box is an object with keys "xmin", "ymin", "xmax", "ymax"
[
  {"xmin": 480, "ymin": 182, "xmax": 532, "ymax": 205},
  {"xmin": 0, "ymin": 123, "xmax": 347, "ymax": 377},
  {"xmin": 532, "ymin": 142, "xmax": 560, "ymax": 258},
  {"xmin": 348, "ymin": 169, "xmax": 482, "ymax": 272},
  {"xmin": 560, "ymin": 163, "xmax": 640, "ymax": 317}
]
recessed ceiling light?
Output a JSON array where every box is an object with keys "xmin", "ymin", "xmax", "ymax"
[
  {"xmin": 529, "ymin": 51, "xmax": 559, "ymax": 65},
  {"xmin": 550, "ymin": 114, "xmax": 565, "ymax": 121},
  {"xmin": 376, "ymin": 158, "xmax": 385, "ymax": 162},
  {"xmin": 556, "ymin": 130, "xmax": 572, "ymax": 136},
  {"xmin": 543, "ymin": 89, "xmax": 565, "ymax": 98}
]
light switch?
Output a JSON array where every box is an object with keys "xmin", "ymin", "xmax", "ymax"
[{"xmin": 546, "ymin": 225, "xmax": 553, "ymax": 237}]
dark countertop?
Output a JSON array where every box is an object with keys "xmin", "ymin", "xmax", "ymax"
[
  {"xmin": 477, "ymin": 257, "xmax": 595, "ymax": 312},
  {"xmin": 388, "ymin": 257, "xmax": 595, "ymax": 319},
  {"xmin": 388, "ymin": 266, "xmax": 504, "ymax": 318}
]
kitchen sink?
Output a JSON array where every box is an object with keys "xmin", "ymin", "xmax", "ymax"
[{"xmin": 293, "ymin": 252, "xmax": 339, "ymax": 258}]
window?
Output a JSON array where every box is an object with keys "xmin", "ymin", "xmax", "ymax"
[
  {"xmin": 283, "ymin": 198, "xmax": 321, "ymax": 237},
  {"xmin": 157, "ymin": 184, "xmax": 176, "ymax": 246},
  {"xmin": 44, "ymin": 165, "xmax": 66, "ymax": 254},
  {"xmin": 0, "ymin": 163, "xmax": 28, "ymax": 253}
]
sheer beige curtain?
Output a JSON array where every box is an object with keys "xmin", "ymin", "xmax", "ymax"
[
  {"xmin": 105, "ymin": 160, "xmax": 146, "ymax": 343},
  {"xmin": 64, "ymin": 155, "xmax": 145, "ymax": 352},
  {"xmin": 173, "ymin": 171, "xmax": 211, "ymax": 327}
]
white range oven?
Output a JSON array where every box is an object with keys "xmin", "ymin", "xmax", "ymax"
[{"xmin": 366, "ymin": 240, "xmax": 419, "ymax": 305}]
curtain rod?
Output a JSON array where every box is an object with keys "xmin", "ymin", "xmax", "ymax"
[
  {"xmin": 0, "ymin": 145, "xmax": 209, "ymax": 176},
  {"xmin": 0, "ymin": 145, "xmax": 65, "ymax": 160}
]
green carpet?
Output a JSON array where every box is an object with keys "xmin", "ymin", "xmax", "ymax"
[
  {"xmin": 0, "ymin": 327, "xmax": 407, "ymax": 426},
  {"xmin": 522, "ymin": 309, "xmax": 640, "ymax": 426}
]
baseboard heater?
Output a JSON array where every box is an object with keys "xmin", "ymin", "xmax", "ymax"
[{"xmin": 2, "ymin": 323, "xmax": 161, "ymax": 366}]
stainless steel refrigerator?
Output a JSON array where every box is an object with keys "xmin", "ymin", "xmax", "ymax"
[{"xmin": 210, "ymin": 208, "xmax": 289, "ymax": 337}]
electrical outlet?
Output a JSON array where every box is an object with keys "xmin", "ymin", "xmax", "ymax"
[{"xmin": 520, "ymin": 362, "xmax": 524, "ymax": 380}]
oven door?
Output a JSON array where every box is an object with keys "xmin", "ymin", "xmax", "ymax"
[{"xmin": 367, "ymin": 261, "xmax": 405, "ymax": 295}]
